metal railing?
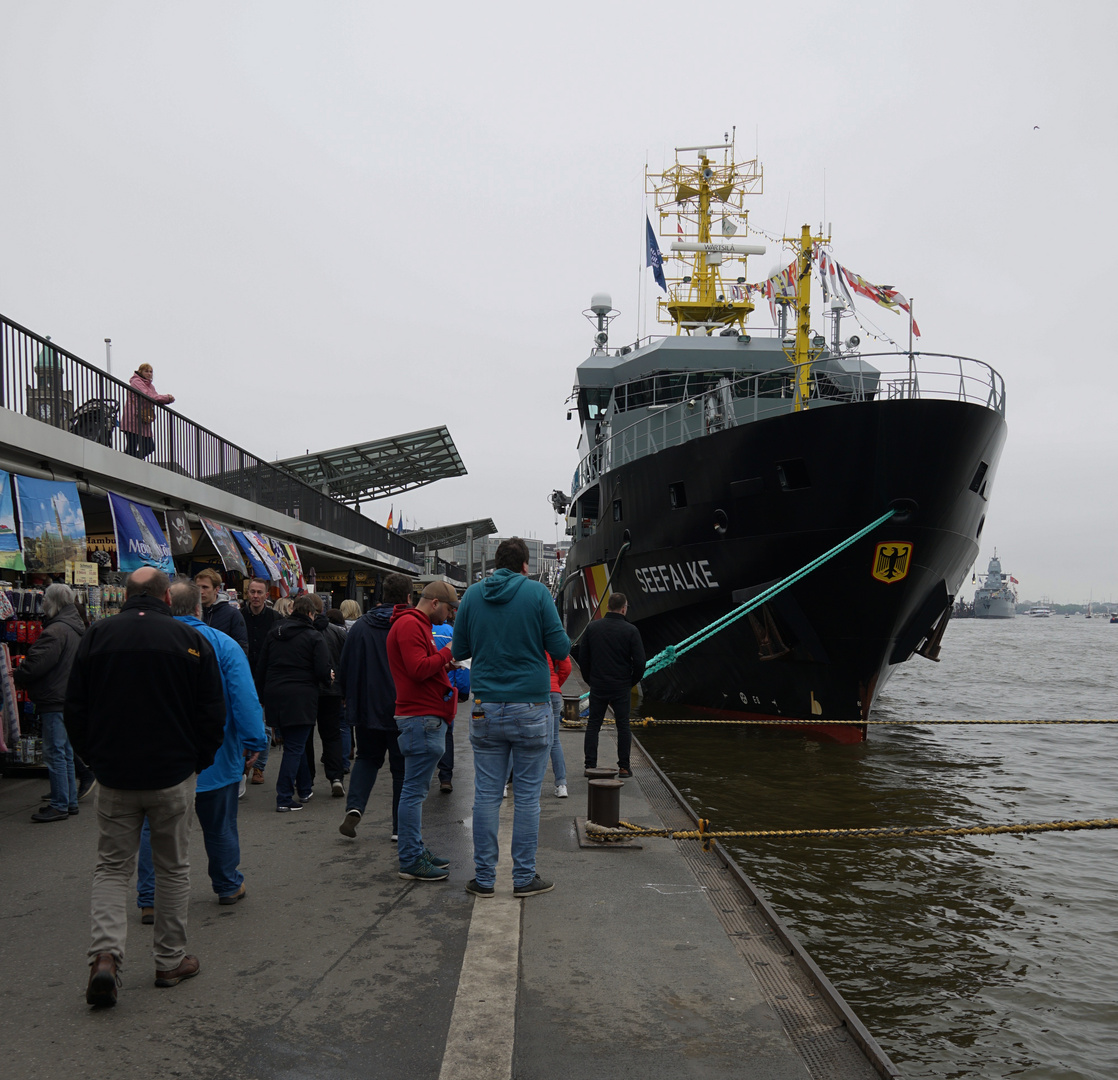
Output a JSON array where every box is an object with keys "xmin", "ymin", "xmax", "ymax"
[
  {"xmin": 574, "ymin": 352, "xmax": 1006, "ymax": 493},
  {"xmin": 0, "ymin": 313, "xmax": 417, "ymax": 565}
]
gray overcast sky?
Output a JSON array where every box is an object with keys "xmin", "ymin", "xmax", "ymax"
[{"xmin": 2, "ymin": 2, "xmax": 1115, "ymax": 603}]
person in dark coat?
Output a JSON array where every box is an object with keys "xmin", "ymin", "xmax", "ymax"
[
  {"xmin": 242, "ymin": 577, "xmax": 278, "ymax": 784},
  {"xmin": 308, "ymin": 594, "xmax": 348, "ymax": 797},
  {"xmin": 336, "ymin": 572, "xmax": 412, "ymax": 839},
  {"xmin": 254, "ymin": 593, "xmax": 332, "ymax": 811},
  {"xmin": 196, "ymin": 567, "xmax": 249, "ymax": 657},
  {"xmin": 579, "ymin": 591, "xmax": 646, "ymax": 777},
  {"xmin": 14, "ymin": 583, "xmax": 85, "ymax": 821},
  {"xmin": 65, "ymin": 567, "xmax": 226, "ymax": 1007}
]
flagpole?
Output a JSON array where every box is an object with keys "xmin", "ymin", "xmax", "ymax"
[{"xmin": 638, "ymin": 161, "xmax": 647, "ymax": 343}]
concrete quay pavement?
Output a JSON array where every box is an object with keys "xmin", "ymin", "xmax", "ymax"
[{"xmin": 0, "ymin": 700, "xmax": 884, "ymax": 1080}]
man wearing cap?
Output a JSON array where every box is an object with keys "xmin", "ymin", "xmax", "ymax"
[
  {"xmin": 386, "ymin": 581, "xmax": 461, "ymax": 882},
  {"xmin": 452, "ymin": 537, "xmax": 570, "ymax": 898}
]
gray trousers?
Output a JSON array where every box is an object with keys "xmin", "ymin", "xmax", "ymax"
[{"xmin": 89, "ymin": 776, "xmax": 196, "ymax": 970}]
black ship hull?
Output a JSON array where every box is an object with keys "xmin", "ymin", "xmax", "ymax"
[{"xmin": 561, "ymin": 398, "xmax": 1007, "ymax": 742}]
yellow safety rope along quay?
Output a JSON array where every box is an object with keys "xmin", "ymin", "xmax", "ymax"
[
  {"xmin": 565, "ymin": 716, "xmax": 1118, "ymax": 728},
  {"xmin": 626, "ymin": 716, "xmax": 1118, "ymax": 726},
  {"xmin": 584, "ymin": 817, "xmax": 1118, "ymax": 848}
]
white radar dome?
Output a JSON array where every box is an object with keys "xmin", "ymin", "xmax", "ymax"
[{"xmin": 590, "ymin": 293, "xmax": 613, "ymax": 316}]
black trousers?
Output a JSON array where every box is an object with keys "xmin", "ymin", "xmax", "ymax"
[
  {"xmin": 584, "ymin": 687, "xmax": 632, "ymax": 770},
  {"xmin": 437, "ymin": 722, "xmax": 454, "ymax": 782},
  {"xmin": 351, "ymin": 725, "xmax": 406, "ymax": 832},
  {"xmin": 304, "ymin": 696, "xmax": 346, "ymax": 783}
]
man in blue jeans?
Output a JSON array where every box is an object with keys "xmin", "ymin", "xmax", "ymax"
[
  {"xmin": 452, "ymin": 537, "xmax": 570, "ymax": 898},
  {"xmin": 386, "ymin": 581, "xmax": 462, "ymax": 881},
  {"xmin": 137, "ymin": 579, "xmax": 267, "ymax": 911}
]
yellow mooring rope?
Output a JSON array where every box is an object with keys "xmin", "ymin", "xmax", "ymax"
[
  {"xmin": 584, "ymin": 817, "xmax": 1118, "ymax": 848},
  {"xmin": 565, "ymin": 716, "xmax": 1118, "ymax": 728}
]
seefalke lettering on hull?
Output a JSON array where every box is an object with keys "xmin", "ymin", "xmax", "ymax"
[{"xmin": 634, "ymin": 559, "xmax": 719, "ymax": 595}]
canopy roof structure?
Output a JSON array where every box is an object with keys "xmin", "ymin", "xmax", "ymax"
[
  {"xmin": 276, "ymin": 426, "xmax": 466, "ymax": 506},
  {"xmin": 403, "ymin": 518, "xmax": 497, "ymax": 550}
]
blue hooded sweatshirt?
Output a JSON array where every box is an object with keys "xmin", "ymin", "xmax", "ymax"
[
  {"xmin": 452, "ymin": 569, "xmax": 570, "ymax": 702},
  {"xmin": 175, "ymin": 614, "xmax": 267, "ymax": 793}
]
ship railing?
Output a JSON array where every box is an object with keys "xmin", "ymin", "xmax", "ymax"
[
  {"xmin": 573, "ymin": 351, "xmax": 1005, "ymax": 493},
  {"xmin": 0, "ymin": 312, "xmax": 417, "ymax": 563}
]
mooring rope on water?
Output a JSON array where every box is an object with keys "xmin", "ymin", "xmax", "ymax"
[
  {"xmin": 584, "ymin": 817, "xmax": 1118, "ymax": 847},
  {"xmin": 576, "ymin": 508, "xmax": 897, "ymax": 702}
]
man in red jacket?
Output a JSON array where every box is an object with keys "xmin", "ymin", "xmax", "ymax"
[{"xmin": 386, "ymin": 580, "xmax": 461, "ymax": 881}]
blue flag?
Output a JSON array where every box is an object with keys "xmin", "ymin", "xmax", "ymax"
[{"xmin": 645, "ymin": 215, "xmax": 666, "ymax": 292}]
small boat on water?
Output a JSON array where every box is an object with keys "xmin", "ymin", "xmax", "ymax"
[
  {"xmin": 1027, "ymin": 606, "xmax": 1052, "ymax": 618},
  {"xmin": 556, "ymin": 133, "xmax": 1008, "ymax": 743}
]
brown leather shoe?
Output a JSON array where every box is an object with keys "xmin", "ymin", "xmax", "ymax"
[
  {"xmin": 154, "ymin": 955, "xmax": 200, "ymax": 987},
  {"xmin": 86, "ymin": 952, "xmax": 119, "ymax": 1007},
  {"xmin": 251, "ymin": 767, "xmax": 265, "ymax": 785},
  {"xmin": 141, "ymin": 907, "xmax": 154, "ymax": 925},
  {"xmin": 219, "ymin": 883, "xmax": 246, "ymax": 906}
]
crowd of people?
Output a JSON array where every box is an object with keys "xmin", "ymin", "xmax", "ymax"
[{"xmin": 10, "ymin": 536, "xmax": 659, "ymax": 1011}]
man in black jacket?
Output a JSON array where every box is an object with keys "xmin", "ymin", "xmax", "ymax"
[
  {"xmin": 65, "ymin": 567, "xmax": 226, "ymax": 1007},
  {"xmin": 15, "ymin": 583, "xmax": 85, "ymax": 822},
  {"xmin": 196, "ymin": 567, "xmax": 249, "ymax": 656},
  {"xmin": 336, "ymin": 572, "xmax": 411, "ymax": 840},
  {"xmin": 242, "ymin": 577, "xmax": 277, "ymax": 784},
  {"xmin": 579, "ymin": 592, "xmax": 646, "ymax": 778},
  {"xmin": 309, "ymin": 593, "xmax": 348, "ymax": 797},
  {"xmin": 254, "ymin": 593, "xmax": 332, "ymax": 811}
]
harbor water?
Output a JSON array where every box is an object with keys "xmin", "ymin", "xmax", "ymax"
[{"xmin": 640, "ymin": 616, "xmax": 1118, "ymax": 1079}]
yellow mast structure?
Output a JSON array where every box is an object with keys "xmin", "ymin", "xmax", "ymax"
[
  {"xmin": 784, "ymin": 223, "xmax": 829, "ymax": 412},
  {"xmin": 647, "ymin": 136, "xmax": 764, "ymax": 335}
]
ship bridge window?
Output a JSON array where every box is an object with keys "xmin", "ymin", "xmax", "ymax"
[
  {"xmin": 655, "ymin": 373, "xmax": 688, "ymax": 404},
  {"xmin": 577, "ymin": 387, "xmax": 612, "ymax": 426},
  {"xmin": 625, "ymin": 378, "xmax": 654, "ymax": 410}
]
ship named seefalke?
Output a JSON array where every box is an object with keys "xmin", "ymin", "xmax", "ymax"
[{"xmin": 554, "ymin": 135, "xmax": 1008, "ymax": 742}]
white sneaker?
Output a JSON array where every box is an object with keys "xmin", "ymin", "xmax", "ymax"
[
  {"xmin": 238, "ymin": 774, "xmax": 247, "ymax": 799},
  {"xmin": 555, "ymin": 784, "xmax": 568, "ymax": 798},
  {"xmin": 503, "ymin": 784, "xmax": 509, "ymax": 798}
]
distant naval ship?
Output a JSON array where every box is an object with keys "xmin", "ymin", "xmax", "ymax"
[{"xmin": 973, "ymin": 551, "xmax": 1017, "ymax": 619}]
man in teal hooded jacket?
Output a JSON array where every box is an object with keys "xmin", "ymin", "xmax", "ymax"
[{"xmin": 452, "ymin": 537, "xmax": 569, "ymax": 898}]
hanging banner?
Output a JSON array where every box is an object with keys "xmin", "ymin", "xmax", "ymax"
[
  {"xmin": 232, "ymin": 530, "xmax": 269, "ymax": 580},
  {"xmin": 267, "ymin": 538, "xmax": 305, "ymax": 594},
  {"xmin": 163, "ymin": 510, "xmax": 195, "ymax": 557},
  {"xmin": 275, "ymin": 540, "xmax": 306, "ymax": 592},
  {"xmin": 0, "ymin": 470, "xmax": 26, "ymax": 571},
  {"xmin": 107, "ymin": 492, "xmax": 174, "ymax": 574},
  {"xmin": 199, "ymin": 518, "xmax": 248, "ymax": 576},
  {"xmin": 13, "ymin": 476, "xmax": 86, "ymax": 573},
  {"xmin": 241, "ymin": 530, "xmax": 283, "ymax": 582}
]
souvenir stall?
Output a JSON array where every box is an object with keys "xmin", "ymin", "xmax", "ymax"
[{"xmin": 0, "ymin": 472, "xmax": 174, "ymax": 775}]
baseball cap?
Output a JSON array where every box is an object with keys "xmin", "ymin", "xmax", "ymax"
[{"xmin": 421, "ymin": 581, "xmax": 459, "ymax": 606}]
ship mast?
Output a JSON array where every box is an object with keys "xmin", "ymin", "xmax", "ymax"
[
  {"xmin": 647, "ymin": 136, "xmax": 765, "ymax": 335},
  {"xmin": 785, "ymin": 223, "xmax": 829, "ymax": 412}
]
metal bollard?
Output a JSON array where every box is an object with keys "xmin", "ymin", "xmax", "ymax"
[
  {"xmin": 587, "ymin": 779, "xmax": 624, "ymax": 828},
  {"xmin": 561, "ymin": 695, "xmax": 583, "ymax": 726},
  {"xmin": 583, "ymin": 766, "xmax": 618, "ymax": 819}
]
